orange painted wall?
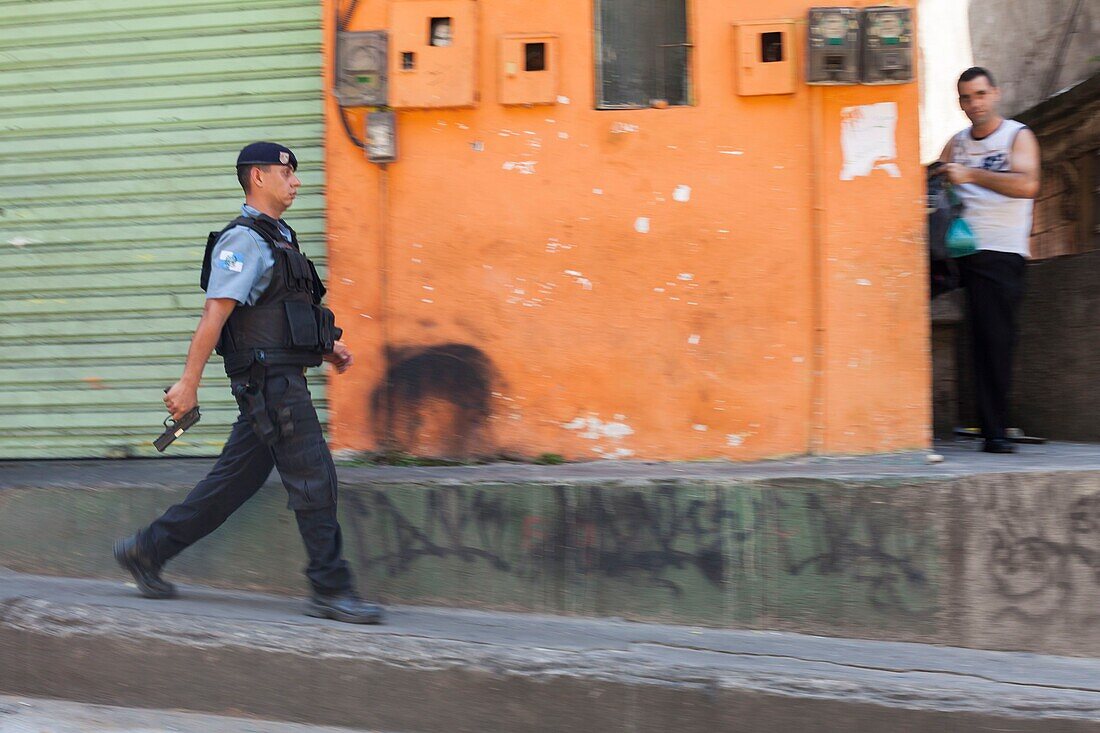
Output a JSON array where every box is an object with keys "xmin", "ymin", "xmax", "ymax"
[{"xmin": 322, "ymin": 0, "xmax": 929, "ymax": 461}]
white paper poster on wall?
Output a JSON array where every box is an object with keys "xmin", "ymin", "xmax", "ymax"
[{"xmin": 840, "ymin": 102, "xmax": 902, "ymax": 181}]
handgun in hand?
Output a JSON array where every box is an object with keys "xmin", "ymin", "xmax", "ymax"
[{"xmin": 154, "ymin": 407, "xmax": 201, "ymax": 452}]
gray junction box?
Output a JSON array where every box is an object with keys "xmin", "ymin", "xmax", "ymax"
[
  {"xmin": 806, "ymin": 7, "xmax": 861, "ymax": 85},
  {"xmin": 335, "ymin": 30, "xmax": 389, "ymax": 107},
  {"xmin": 861, "ymin": 6, "xmax": 914, "ymax": 84}
]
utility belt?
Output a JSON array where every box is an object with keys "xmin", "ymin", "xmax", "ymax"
[{"xmin": 229, "ymin": 358, "xmax": 315, "ymax": 445}]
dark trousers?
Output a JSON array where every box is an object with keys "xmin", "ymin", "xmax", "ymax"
[
  {"xmin": 958, "ymin": 250, "xmax": 1027, "ymax": 441},
  {"xmin": 140, "ymin": 368, "xmax": 352, "ymax": 596}
]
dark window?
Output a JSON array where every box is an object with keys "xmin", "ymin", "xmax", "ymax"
[
  {"xmin": 401, "ymin": 52, "xmax": 416, "ymax": 70},
  {"xmin": 595, "ymin": 0, "xmax": 691, "ymax": 108},
  {"xmin": 525, "ymin": 42, "xmax": 547, "ymax": 72},
  {"xmin": 761, "ymin": 32, "xmax": 783, "ymax": 63},
  {"xmin": 429, "ymin": 17, "xmax": 452, "ymax": 47}
]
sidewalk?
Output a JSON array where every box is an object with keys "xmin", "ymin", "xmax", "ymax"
[
  {"xmin": 0, "ymin": 694, "xmax": 371, "ymax": 733},
  {"xmin": 2, "ymin": 570, "xmax": 1100, "ymax": 732}
]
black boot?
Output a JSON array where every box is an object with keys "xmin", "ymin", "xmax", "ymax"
[
  {"xmin": 306, "ymin": 592, "xmax": 385, "ymax": 624},
  {"xmin": 113, "ymin": 535, "xmax": 177, "ymax": 599},
  {"xmin": 982, "ymin": 438, "xmax": 1016, "ymax": 454}
]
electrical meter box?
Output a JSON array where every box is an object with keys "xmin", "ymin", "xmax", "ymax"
[
  {"xmin": 499, "ymin": 34, "xmax": 559, "ymax": 105},
  {"xmin": 806, "ymin": 7, "xmax": 860, "ymax": 85},
  {"xmin": 366, "ymin": 111, "xmax": 398, "ymax": 163},
  {"xmin": 390, "ymin": 0, "xmax": 477, "ymax": 108},
  {"xmin": 334, "ymin": 30, "xmax": 389, "ymax": 107},
  {"xmin": 733, "ymin": 20, "xmax": 796, "ymax": 96},
  {"xmin": 861, "ymin": 7, "xmax": 914, "ymax": 84}
]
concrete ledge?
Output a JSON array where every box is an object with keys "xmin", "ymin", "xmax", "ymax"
[
  {"xmin": 4, "ymin": 443, "xmax": 1100, "ymax": 656},
  {"xmin": 3, "ymin": 573, "xmax": 1100, "ymax": 732}
]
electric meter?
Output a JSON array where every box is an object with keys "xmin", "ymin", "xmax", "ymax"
[
  {"xmin": 807, "ymin": 7, "xmax": 860, "ymax": 84},
  {"xmin": 861, "ymin": 7, "xmax": 913, "ymax": 84}
]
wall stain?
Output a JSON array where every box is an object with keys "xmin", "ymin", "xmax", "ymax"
[{"xmin": 371, "ymin": 343, "xmax": 496, "ymax": 458}]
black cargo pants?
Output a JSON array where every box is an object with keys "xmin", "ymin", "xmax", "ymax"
[
  {"xmin": 140, "ymin": 366, "xmax": 352, "ymax": 596},
  {"xmin": 958, "ymin": 250, "xmax": 1027, "ymax": 442}
]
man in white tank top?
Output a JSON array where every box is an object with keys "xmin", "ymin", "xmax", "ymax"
[{"xmin": 938, "ymin": 67, "xmax": 1040, "ymax": 453}]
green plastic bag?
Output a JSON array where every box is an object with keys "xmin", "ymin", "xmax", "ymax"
[
  {"xmin": 945, "ymin": 188, "xmax": 977, "ymax": 258},
  {"xmin": 946, "ymin": 217, "xmax": 977, "ymax": 258}
]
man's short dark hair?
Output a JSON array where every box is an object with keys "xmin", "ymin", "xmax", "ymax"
[
  {"xmin": 236, "ymin": 163, "xmax": 270, "ymax": 194},
  {"xmin": 958, "ymin": 66, "xmax": 996, "ymax": 88}
]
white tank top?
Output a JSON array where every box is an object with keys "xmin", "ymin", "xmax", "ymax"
[{"xmin": 950, "ymin": 119, "xmax": 1033, "ymax": 257}]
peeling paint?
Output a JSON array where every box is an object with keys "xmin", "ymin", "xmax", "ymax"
[
  {"xmin": 562, "ymin": 415, "xmax": 635, "ymax": 440},
  {"xmin": 592, "ymin": 188, "xmax": 603, "ymax": 195},
  {"xmin": 8, "ymin": 237, "xmax": 36, "ymax": 247},
  {"xmin": 677, "ymin": 273, "xmax": 694, "ymax": 281},
  {"xmin": 719, "ymin": 149, "xmax": 744, "ymax": 156},
  {"xmin": 673, "ymin": 185, "xmax": 692, "ymax": 203},
  {"xmin": 856, "ymin": 278, "xmax": 872, "ymax": 286},
  {"xmin": 557, "ymin": 95, "xmax": 571, "ymax": 104},
  {"xmin": 611, "ymin": 122, "xmax": 640, "ymax": 134},
  {"xmin": 692, "ymin": 424, "xmax": 708, "ymax": 432},
  {"xmin": 546, "ymin": 238, "xmax": 574, "ymax": 253},
  {"xmin": 502, "ymin": 161, "xmax": 538, "ymax": 175},
  {"xmin": 558, "ymin": 132, "xmax": 569, "ymax": 140},
  {"xmin": 602, "ymin": 447, "xmax": 636, "ymax": 459},
  {"xmin": 634, "ymin": 217, "xmax": 650, "ymax": 234},
  {"xmin": 471, "ymin": 141, "xmax": 485, "ymax": 152},
  {"xmin": 726, "ymin": 433, "xmax": 748, "ymax": 447},
  {"xmin": 688, "ymin": 334, "xmax": 701, "ymax": 345},
  {"xmin": 563, "ymin": 269, "xmax": 593, "ymax": 290}
]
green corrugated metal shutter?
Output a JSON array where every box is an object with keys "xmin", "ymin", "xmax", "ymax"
[{"xmin": 0, "ymin": 0, "xmax": 326, "ymax": 458}]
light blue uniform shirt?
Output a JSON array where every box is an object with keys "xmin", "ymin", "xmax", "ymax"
[{"xmin": 205, "ymin": 204, "xmax": 293, "ymax": 305}]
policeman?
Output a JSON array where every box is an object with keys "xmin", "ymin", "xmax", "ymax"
[{"xmin": 114, "ymin": 142, "xmax": 383, "ymax": 624}]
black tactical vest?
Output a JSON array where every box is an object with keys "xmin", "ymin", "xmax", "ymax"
[{"xmin": 200, "ymin": 214, "xmax": 342, "ymax": 377}]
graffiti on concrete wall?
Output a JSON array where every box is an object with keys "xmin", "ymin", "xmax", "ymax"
[
  {"xmin": 341, "ymin": 483, "xmax": 935, "ymax": 618},
  {"xmin": 988, "ymin": 487, "xmax": 1100, "ymax": 623},
  {"xmin": 775, "ymin": 491, "xmax": 932, "ymax": 614},
  {"xmin": 345, "ymin": 486, "xmax": 512, "ymax": 574}
]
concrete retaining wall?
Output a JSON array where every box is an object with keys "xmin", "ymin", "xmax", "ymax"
[{"xmin": 3, "ymin": 469, "xmax": 1100, "ymax": 657}]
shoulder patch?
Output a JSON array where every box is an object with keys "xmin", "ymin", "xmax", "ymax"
[{"xmin": 217, "ymin": 250, "xmax": 245, "ymax": 273}]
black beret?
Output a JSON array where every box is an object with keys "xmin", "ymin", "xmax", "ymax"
[{"xmin": 236, "ymin": 141, "xmax": 298, "ymax": 170}]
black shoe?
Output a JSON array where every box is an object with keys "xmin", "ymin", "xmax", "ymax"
[
  {"xmin": 982, "ymin": 438, "xmax": 1016, "ymax": 454},
  {"xmin": 306, "ymin": 592, "xmax": 385, "ymax": 624},
  {"xmin": 113, "ymin": 535, "xmax": 177, "ymax": 599}
]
